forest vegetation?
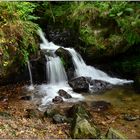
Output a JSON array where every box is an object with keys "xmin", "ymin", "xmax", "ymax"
[
  {"xmin": 0, "ymin": 1, "xmax": 140, "ymax": 82},
  {"xmin": 0, "ymin": 2, "xmax": 140, "ymax": 139}
]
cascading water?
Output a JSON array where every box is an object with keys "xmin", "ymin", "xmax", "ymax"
[
  {"xmin": 36, "ymin": 30, "xmax": 84, "ymax": 107},
  {"xmin": 36, "ymin": 30, "xmax": 133, "ymax": 107},
  {"xmin": 65, "ymin": 48, "xmax": 133, "ymax": 85},
  {"xmin": 27, "ymin": 61, "xmax": 34, "ymax": 90},
  {"xmin": 46, "ymin": 55, "xmax": 67, "ymax": 84}
]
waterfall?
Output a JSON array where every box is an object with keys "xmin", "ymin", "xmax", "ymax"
[
  {"xmin": 37, "ymin": 30, "xmax": 84, "ymax": 106},
  {"xmin": 36, "ymin": 29, "xmax": 133, "ymax": 107},
  {"xmin": 65, "ymin": 48, "xmax": 133, "ymax": 85},
  {"xmin": 27, "ymin": 61, "xmax": 34, "ymax": 90}
]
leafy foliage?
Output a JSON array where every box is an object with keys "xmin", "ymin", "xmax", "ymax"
[
  {"xmin": 0, "ymin": 2, "xmax": 39, "ymax": 76},
  {"xmin": 40, "ymin": 2, "xmax": 140, "ymax": 57}
]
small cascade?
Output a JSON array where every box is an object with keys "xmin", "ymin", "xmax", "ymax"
[
  {"xmin": 27, "ymin": 61, "xmax": 34, "ymax": 90},
  {"xmin": 66, "ymin": 48, "xmax": 133, "ymax": 85},
  {"xmin": 45, "ymin": 55, "xmax": 67, "ymax": 84}
]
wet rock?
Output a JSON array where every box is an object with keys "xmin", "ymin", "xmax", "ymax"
[
  {"xmin": 124, "ymin": 114, "xmax": 139, "ymax": 121},
  {"xmin": 106, "ymin": 127, "xmax": 126, "ymax": 139},
  {"xmin": 90, "ymin": 80, "xmax": 112, "ymax": 92},
  {"xmin": 52, "ymin": 96, "xmax": 63, "ymax": 104},
  {"xmin": 20, "ymin": 96, "xmax": 32, "ymax": 101},
  {"xmin": 53, "ymin": 114, "xmax": 68, "ymax": 124},
  {"xmin": 58, "ymin": 89, "xmax": 72, "ymax": 99},
  {"xmin": 68, "ymin": 76, "xmax": 89, "ymax": 92},
  {"xmin": 71, "ymin": 114, "xmax": 100, "ymax": 139},
  {"xmin": 91, "ymin": 101, "xmax": 111, "ymax": 111}
]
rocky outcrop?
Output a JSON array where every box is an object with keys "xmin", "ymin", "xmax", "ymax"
[{"xmin": 68, "ymin": 77, "xmax": 89, "ymax": 92}]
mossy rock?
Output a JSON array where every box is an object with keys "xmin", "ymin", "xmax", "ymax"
[
  {"xmin": 71, "ymin": 114, "xmax": 100, "ymax": 139},
  {"xmin": 55, "ymin": 47, "xmax": 74, "ymax": 70}
]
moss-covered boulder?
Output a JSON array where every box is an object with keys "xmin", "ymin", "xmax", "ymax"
[
  {"xmin": 69, "ymin": 104, "xmax": 100, "ymax": 139},
  {"xmin": 71, "ymin": 114, "xmax": 100, "ymax": 139}
]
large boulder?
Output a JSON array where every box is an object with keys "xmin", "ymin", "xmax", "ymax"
[{"xmin": 68, "ymin": 77, "xmax": 89, "ymax": 92}]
